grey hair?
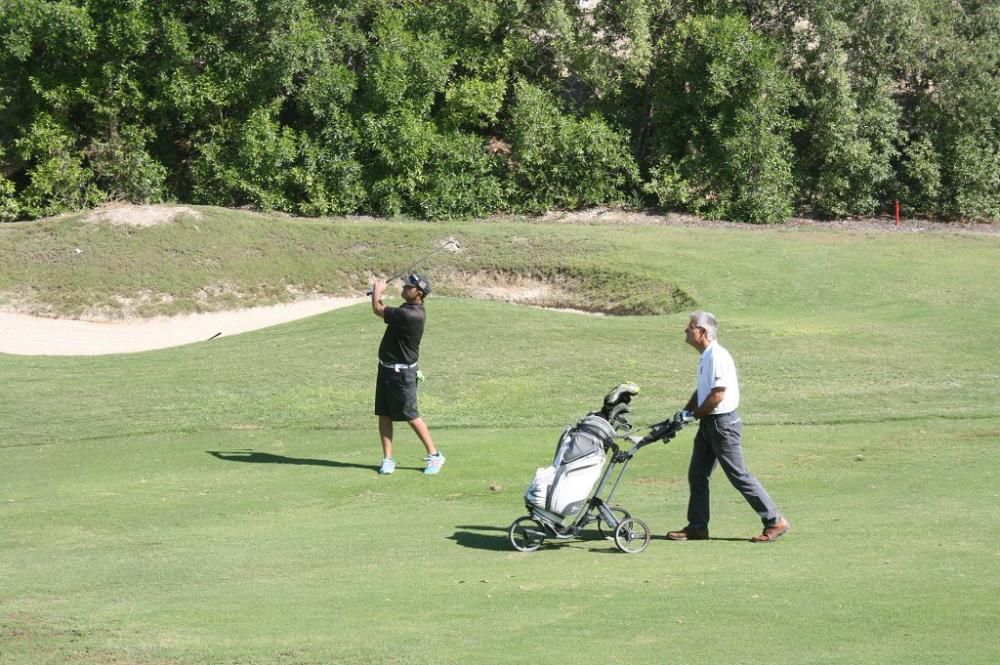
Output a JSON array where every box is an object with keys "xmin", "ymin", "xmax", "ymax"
[{"xmin": 690, "ymin": 311, "xmax": 718, "ymax": 341}]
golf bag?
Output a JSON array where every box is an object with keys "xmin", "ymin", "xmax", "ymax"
[
  {"xmin": 525, "ymin": 413, "xmax": 617, "ymax": 518},
  {"xmin": 510, "ymin": 382, "xmax": 691, "ymax": 554}
]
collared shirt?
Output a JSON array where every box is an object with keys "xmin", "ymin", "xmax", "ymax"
[
  {"xmin": 697, "ymin": 340, "xmax": 740, "ymax": 415},
  {"xmin": 378, "ymin": 303, "xmax": 425, "ymax": 365}
]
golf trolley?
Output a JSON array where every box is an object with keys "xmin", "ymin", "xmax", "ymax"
[{"xmin": 507, "ymin": 383, "xmax": 694, "ymax": 554}]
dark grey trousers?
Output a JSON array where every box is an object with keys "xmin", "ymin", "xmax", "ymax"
[{"xmin": 686, "ymin": 411, "xmax": 781, "ymax": 528}]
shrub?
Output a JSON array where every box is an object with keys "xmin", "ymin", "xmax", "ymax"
[
  {"xmin": 946, "ymin": 133, "xmax": 1000, "ymax": 221},
  {"xmin": 88, "ymin": 124, "xmax": 168, "ymax": 204},
  {"xmin": 645, "ymin": 14, "xmax": 796, "ymax": 223},
  {"xmin": 361, "ymin": 110, "xmax": 504, "ymax": 219},
  {"xmin": 0, "ymin": 173, "xmax": 19, "ymax": 222},
  {"xmin": 507, "ymin": 81, "xmax": 638, "ymax": 212},
  {"xmin": 293, "ymin": 116, "xmax": 366, "ymax": 217},
  {"xmin": 190, "ymin": 106, "xmax": 298, "ymax": 210},
  {"xmin": 15, "ymin": 114, "xmax": 103, "ymax": 217},
  {"xmin": 898, "ymin": 135, "xmax": 943, "ymax": 215},
  {"xmin": 410, "ymin": 131, "xmax": 505, "ymax": 219}
]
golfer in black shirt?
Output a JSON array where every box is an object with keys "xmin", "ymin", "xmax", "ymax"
[{"xmin": 370, "ymin": 273, "xmax": 445, "ymax": 475}]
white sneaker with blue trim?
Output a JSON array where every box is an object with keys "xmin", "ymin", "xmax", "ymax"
[{"xmin": 423, "ymin": 452, "xmax": 445, "ymax": 475}]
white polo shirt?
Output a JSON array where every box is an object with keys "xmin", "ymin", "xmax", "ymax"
[{"xmin": 697, "ymin": 341, "xmax": 740, "ymax": 415}]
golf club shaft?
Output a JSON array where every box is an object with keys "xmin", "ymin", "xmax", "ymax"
[{"xmin": 366, "ymin": 239, "xmax": 457, "ymax": 294}]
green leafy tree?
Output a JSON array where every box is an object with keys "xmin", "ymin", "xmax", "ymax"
[
  {"xmin": 507, "ymin": 80, "xmax": 639, "ymax": 212},
  {"xmin": 1, "ymin": 0, "xmax": 995, "ymax": 223},
  {"xmin": 0, "ymin": 144, "xmax": 19, "ymax": 221},
  {"xmin": 645, "ymin": 13, "xmax": 796, "ymax": 223},
  {"xmin": 357, "ymin": 3, "xmax": 507, "ymax": 218},
  {"xmin": 1, "ymin": 0, "xmax": 97, "ymax": 217},
  {"xmin": 191, "ymin": 104, "xmax": 298, "ymax": 210},
  {"xmin": 905, "ymin": 0, "xmax": 1000, "ymax": 220},
  {"xmin": 823, "ymin": 0, "xmax": 1000, "ymax": 219},
  {"xmin": 159, "ymin": 0, "xmax": 371, "ymax": 214},
  {"xmin": 88, "ymin": 124, "xmax": 168, "ymax": 203},
  {"xmin": 787, "ymin": 6, "xmax": 898, "ymax": 218},
  {"xmin": 15, "ymin": 114, "xmax": 103, "ymax": 217}
]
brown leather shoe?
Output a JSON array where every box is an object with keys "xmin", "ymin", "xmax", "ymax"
[
  {"xmin": 666, "ymin": 526, "xmax": 709, "ymax": 541},
  {"xmin": 751, "ymin": 517, "xmax": 789, "ymax": 543}
]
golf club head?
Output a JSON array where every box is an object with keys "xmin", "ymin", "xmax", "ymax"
[
  {"xmin": 607, "ymin": 402, "xmax": 633, "ymax": 431},
  {"xmin": 603, "ymin": 382, "xmax": 640, "ymax": 409}
]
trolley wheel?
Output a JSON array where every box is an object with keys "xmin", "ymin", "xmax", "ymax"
[
  {"xmin": 614, "ymin": 517, "xmax": 651, "ymax": 554},
  {"xmin": 597, "ymin": 506, "xmax": 632, "ymax": 540},
  {"xmin": 508, "ymin": 516, "xmax": 545, "ymax": 552}
]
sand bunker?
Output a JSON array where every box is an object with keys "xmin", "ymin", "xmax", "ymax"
[{"xmin": 0, "ymin": 297, "xmax": 365, "ymax": 356}]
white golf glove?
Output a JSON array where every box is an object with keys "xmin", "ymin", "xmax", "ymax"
[{"xmin": 673, "ymin": 410, "xmax": 695, "ymax": 424}]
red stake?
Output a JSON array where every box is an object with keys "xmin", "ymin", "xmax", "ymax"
[{"xmin": 895, "ymin": 200, "xmax": 900, "ymax": 226}]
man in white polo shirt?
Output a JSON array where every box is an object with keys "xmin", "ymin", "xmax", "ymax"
[{"xmin": 666, "ymin": 311, "xmax": 790, "ymax": 543}]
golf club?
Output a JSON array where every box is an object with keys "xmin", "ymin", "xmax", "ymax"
[{"xmin": 366, "ymin": 237, "xmax": 461, "ymax": 295}]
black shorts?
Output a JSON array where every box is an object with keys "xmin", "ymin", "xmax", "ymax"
[{"xmin": 374, "ymin": 364, "xmax": 420, "ymax": 421}]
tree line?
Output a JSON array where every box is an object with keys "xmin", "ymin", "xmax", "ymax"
[{"xmin": 1, "ymin": 0, "xmax": 998, "ymax": 224}]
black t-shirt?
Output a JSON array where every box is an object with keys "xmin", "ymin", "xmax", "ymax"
[{"xmin": 378, "ymin": 303, "xmax": 425, "ymax": 365}]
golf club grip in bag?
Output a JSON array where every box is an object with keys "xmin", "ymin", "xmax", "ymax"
[{"xmin": 525, "ymin": 415, "xmax": 615, "ymax": 517}]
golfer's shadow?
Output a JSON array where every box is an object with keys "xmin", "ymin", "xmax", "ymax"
[{"xmin": 207, "ymin": 450, "xmax": 374, "ymax": 471}]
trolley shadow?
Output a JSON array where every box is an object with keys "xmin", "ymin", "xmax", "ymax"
[
  {"xmin": 448, "ymin": 526, "xmax": 514, "ymax": 551},
  {"xmin": 449, "ymin": 525, "xmax": 600, "ymax": 552}
]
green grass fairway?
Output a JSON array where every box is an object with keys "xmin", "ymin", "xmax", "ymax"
[{"xmin": 2, "ymin": 214, "xmax": 999, "ymax": 664}]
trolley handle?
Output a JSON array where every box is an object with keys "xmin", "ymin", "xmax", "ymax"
[{"xmin": 634, "ymin": 414, "xmax": 693, "ymax": 447}]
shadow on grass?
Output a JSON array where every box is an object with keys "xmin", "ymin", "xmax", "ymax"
[
  {"xmin": 650, "ymin": 534, "xmax": 752, "ymax": 543},
  {"xmin": 449, "ymin": 522, "xmax": 753, "ymax": 553},
  {"xmin": 449, "ymin": 525, "xmax": 518, "ymax": 551},
  {"xmin": 449, "ymin": 524, "xmax": 610, "ymax": 552},
  {"xmin": 207, "ymin": 450, "xmax": 376, "ymax": 472}
]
